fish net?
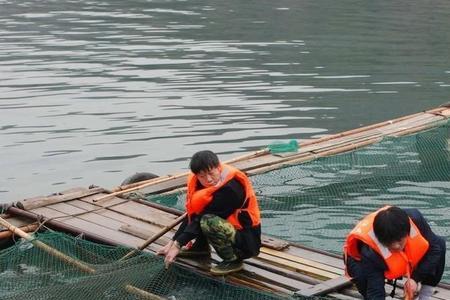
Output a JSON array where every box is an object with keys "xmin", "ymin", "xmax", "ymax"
[
  {"xmin": 0, "ymin": 232, "xmax": 320, "ymax": 300},
  {"xmin": 148, "ymin": 120, "xmax": 450, "ymax": 281}
]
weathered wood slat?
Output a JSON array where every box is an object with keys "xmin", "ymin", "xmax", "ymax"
[
  {"xmin": 257, "ymin": 251, "xmax": 338, "ymax": 279},
  {"xmin": 295, "ymin": 276, "xmax": 352, "ymax": 297},
  {"xmin": 46, "ymin": 202, "xmax": 131, "ymax": 232},
  {"xmin": 108, "ymin": 202, "xmax": 177, "ymax": 227},
  {"xmin": 31, "ymin": 206, "xmax": 149, "ymax": 249},
  {"xmin": 261, "ymin": 235, "xmax": 290, "ymax": 250},
  {"xmin": 68, "ymin": 199, "xmax": 173, "ymax": 242},
  {"xmin": 0, "ymin": 216, "xmax": 33, "ymax": 231},
  {"xmin": 119, "ymin": 224, "xmax": 171, "ymax": 246},
  {"xmin": 78, "ymin": 193, "xmax": 179, "ymax": 227},
  {"xmin": 260, "ymin": 247, "xmax": 343, "ymax": 275},
  {"xmin": 17, "ymin": 187, "xmax": 104, "ymax": 210}
]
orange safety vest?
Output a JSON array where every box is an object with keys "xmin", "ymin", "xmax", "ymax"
[
  {"xmin": 344, "ymin": 206, "xmax": 429, "ymax": 280},
  {"xmin": 185, "ymin": 163, "xmax": 260, "ymax": 230}
]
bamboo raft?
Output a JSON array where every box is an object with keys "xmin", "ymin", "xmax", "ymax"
[{"xmin": 2, "ymin": 104, "xmax": 450, "ymax": 299}]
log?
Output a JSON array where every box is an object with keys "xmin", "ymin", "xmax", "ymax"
[{"xmin": 0, "ymin": 223, "xmax": 38, "ymax": 239}]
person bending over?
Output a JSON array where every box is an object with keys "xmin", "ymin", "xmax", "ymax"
[{"xmin": 344, "ymin": 206, "xmax": 445, "ymax": 299}]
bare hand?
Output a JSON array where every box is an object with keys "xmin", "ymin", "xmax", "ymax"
[
  {"xmin": 164, "ymin": 244, "xmax": 180, "ymax": 269},
  {"xmin": 404, "ymin": 279, "xmax": 418, "ymax": 300},
  {"xmin": 157, "ymin": 241, "xmax": 174, "ymax": 256}
]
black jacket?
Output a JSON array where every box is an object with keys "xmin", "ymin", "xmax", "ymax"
[{"xmin": 346, "ymin": 208, "xmax": 446, "ymax": 299}]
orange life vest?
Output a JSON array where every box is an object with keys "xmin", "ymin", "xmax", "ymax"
[
  {"xmin": 344, "ymin": 206, "xmax": 429, "ymax": 280},
  {"xmin": 185, "ymin": 163, "xmax": 260, "ymax": 230}
]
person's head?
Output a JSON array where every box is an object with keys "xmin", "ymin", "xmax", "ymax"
[
  {"xmin": 373, "ymin": 206, "xmax": 410, "ymax": 252},
  {"xmin": 189, "ymin": 150, "xmax": 221, "ymax": 187}
]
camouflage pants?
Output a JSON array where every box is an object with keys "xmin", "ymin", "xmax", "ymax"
[{"xmin": 200, "ymin": 214, "xmax": 238, "ymax": 262}]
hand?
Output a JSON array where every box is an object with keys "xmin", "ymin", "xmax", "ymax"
[
  {"xmin": 404, "ymin": 279, "xmax": 418, "ymax": 299},
  {"xmin": 157, "ymin": 241, "xmax": 174, "ymax": 256},
  {"xmin": 164, "ymin": 243, "xmax": 181, "ymax": 269}
]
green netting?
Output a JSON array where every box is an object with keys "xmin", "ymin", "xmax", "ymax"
[
  {"xmin": 146, "ymin": 120, "xmax": 450, "ymax": 282},
  {"xmin": 0, "ymin": 232, "xmax": 308, "ymax": 300}
]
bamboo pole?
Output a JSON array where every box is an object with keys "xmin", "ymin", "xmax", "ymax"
[{"xmin": 120, "ymin": 212, "xmax": 187, "ymax": 260}]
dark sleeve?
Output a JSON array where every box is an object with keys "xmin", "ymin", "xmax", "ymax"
[
  {"xmin": 361, "ymin": 244, "xmax": 387, "ymax": 299},
  {"xmin": 173, "ymin": 215, "xmax": 201, "ymax": 247},
  {"xmin": 202, "ymin": 179, "xmax": 245, "ymax": 219},
  {"xmin": 174, "ymin": 179, "xmax": 245, "ymax": 246},
  {"xmin": 406, "ymin": 209, "xmax": 445, "ymax": 283}
]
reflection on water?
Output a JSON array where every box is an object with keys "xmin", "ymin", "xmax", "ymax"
[{"xmin": 1, "ymin": 0, "xmax": 450, "ymax": 202}]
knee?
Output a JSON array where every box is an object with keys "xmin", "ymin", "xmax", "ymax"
[{"xmin": 200, "ymin": 214, "xmax": 218, "ymax": 233}]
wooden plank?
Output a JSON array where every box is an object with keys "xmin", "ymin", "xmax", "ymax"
[
  {"xmin": 432, "ymin": 286, "xmax": 450, "ymax": 300},
  {"xmin": 68, "ymin": 199, "xmax": 174, "ymax": 242},
  {"xmin": 17, "ymin": 187, "xmax": 104, "ymax": 210},
  {"xmin": 260, "ymin": 247, "xmax": 343, "ymax": 275},
  {"xmin": 82, "ymin": 192, "xmax": 128, "ymax": 207},
  {"xmin": 0, "ymin": 216, "xmax": 34, "ymax": 230},
  {"xmin": 31, "ymin": 206, "xmax": 153, "ymax": 250},
  {"xmin": 439, "ymin": 108, "xmax": 450, "ymax": 117},
  {"xmin": 285, "ymin": 244, "xmax": 345, "ymax": 270},
  {"xmin": 78, "ymin": 192, "xmax": 178, "ymax": 227},
  {"xmin": 256, "ymin": 251, "xmax": 339, "ymax": 279},
  {"xmin": 46, "ymin": 201, "xmax": 174, "ymax": 247},
  {"xmin": 295, "ymin": 276, "xmax": 352, "ymax": 297},
  {"xmin": 261, "ymin": 235, "xmax": 290, "ymax": 250},
  {"xmin": 107, "ymin": 201, "xmax": 178, "ymax": 227},
  {"xmin": 47, "ymin": 202, "xmax": 127, "ymax": 231},
  {"xmin": 119, "ymin": 224, "xmax": 171, "ymax": 246},
  {"xmin": 32, "ymin": 206, "xmax": 70, "ymax": 219}
]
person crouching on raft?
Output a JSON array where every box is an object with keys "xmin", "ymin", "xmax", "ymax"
[{"xmin": 158, "ymin": 150, "xmax": 261, "ymax": 275}]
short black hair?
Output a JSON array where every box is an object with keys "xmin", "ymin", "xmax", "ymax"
[
  {"xmin": 373, "ymin": 206, "xmax": 410, "ymax": 246},
  {"xmin": 189, "ymin": 150, "xmax": 220, "ymax": 174}
]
